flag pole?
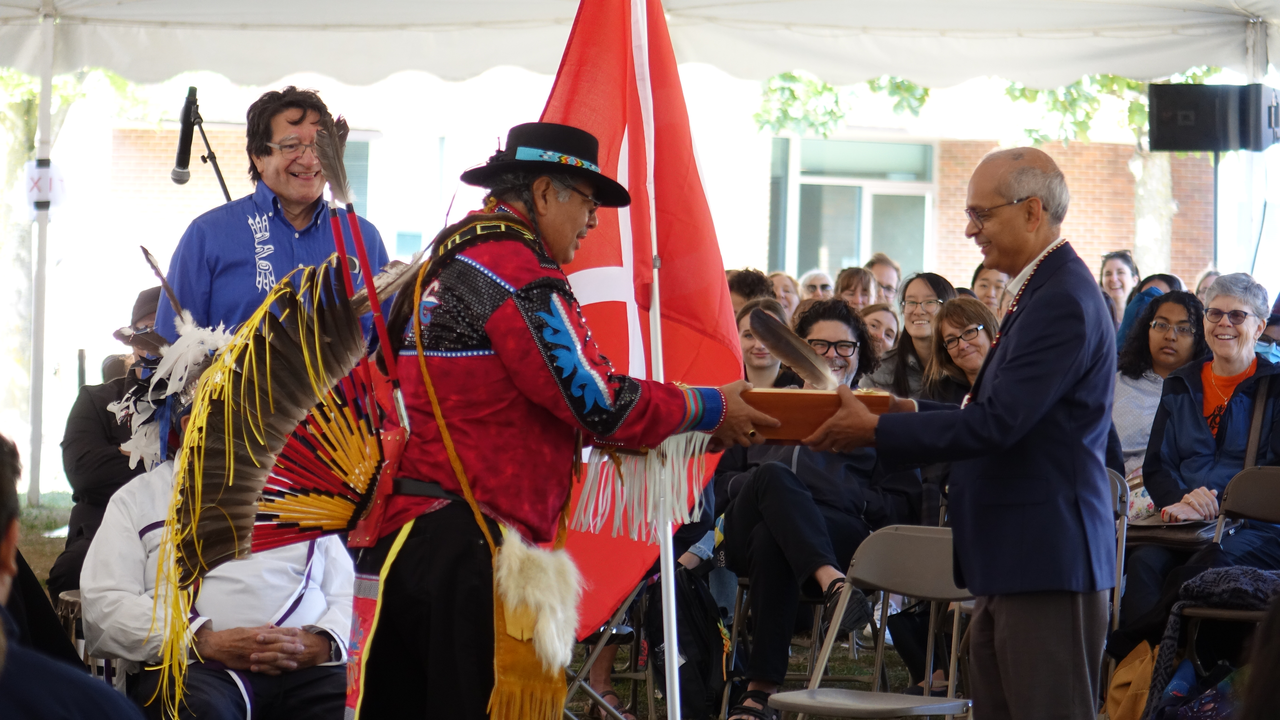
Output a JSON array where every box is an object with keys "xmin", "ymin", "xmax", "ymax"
[
  {"xmin": 633, "ymin": 0, "xmax": 682, "ymax": 715},
  {"xmin": 649, "ymin": 254, "xmax": 683, "ymax": 720}
]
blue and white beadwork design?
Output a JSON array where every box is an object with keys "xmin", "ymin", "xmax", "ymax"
[
  {"xmin": 537, "ymin": 294, "xmax": 611, "ymax": 413},
  {"xmin": 514, "ymin": 146, "xmax": 601, "ymax": 173}
]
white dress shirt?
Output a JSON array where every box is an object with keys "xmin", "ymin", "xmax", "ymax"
[{"xmin": 80, "ymin": 461, "xmax": 353, "ymax": 668}]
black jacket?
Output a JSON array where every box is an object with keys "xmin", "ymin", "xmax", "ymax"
[
  {"xmin": 713, "ymin": 444, "xmax": 921, "ymax": 528},
  {"xmin": 47, "ymin": 377, "xmax": 145, "ymax": 596}
]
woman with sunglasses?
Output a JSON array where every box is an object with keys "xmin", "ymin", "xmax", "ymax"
[
  {"xmin": 921, "ymin": 298, "xmax": 1001, "ymax": 405},
  {"xmin": 1117, "ymin": 274, "xmax": 1280, "ymax": 652}
]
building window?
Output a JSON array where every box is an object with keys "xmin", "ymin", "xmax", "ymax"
[
  {"xmin": 768, "ymin": 138, "xmax": 936, "ymax": 281},
  {"xmin": 344, "ymin": 141, "xmax": 370, "ymax": 217},
  {"xmin": 396, "ymin": 231, "xmax": 423, "ymax": 257}
]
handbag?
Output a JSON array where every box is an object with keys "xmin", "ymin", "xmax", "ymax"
[{"xmin": 1126, "ymin": 375, "xmax": 1270, "ymax": 551}]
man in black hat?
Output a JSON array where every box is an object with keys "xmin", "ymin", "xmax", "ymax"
[
  {"xmin": 349, "ymin": 123, "xmax": 776, "ymax": 719},
  {"xmin": 46, "ymin": 288, "xmax": 161, "ymax": 598}
]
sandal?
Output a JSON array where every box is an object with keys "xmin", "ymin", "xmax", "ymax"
[
  {"xmin": 726, "ymin": 689, "xmax": 779, "ymax": 720},
  {"xmin": 588, "ymin": 689, "xmax": 637, "ymax": 720},
  {"xmin": 821, "ymin": 579, "xmax": 873, "ymax": 641}
]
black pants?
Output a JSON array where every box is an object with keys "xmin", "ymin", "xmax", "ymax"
[
  {"xmin": 1120, "ymin": 522, "xmax": 1280, "ymax": 633},
  {"xmin": 354, "ymin": 501, "xmax": 501, "ymax": 719},
  {"xmin": 134, "ymin": 664, "xmax": 344, "ymax": 720},
  {"xmin": 721, "ymin": 463, "xmax": 869, "ymax": 684}
]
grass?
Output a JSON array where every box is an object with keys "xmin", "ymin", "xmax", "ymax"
[
  {"xmin": 566, "ymin": 629, "xmax": 923, "ymax": 720},
  {"xmin": 17, "ymin": 492, "xmax": 74, "ymax": 590}
]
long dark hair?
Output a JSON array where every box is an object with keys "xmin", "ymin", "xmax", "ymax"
[
  {"xmin": 793, "ymin": 299, "xmax": 879, "ymax": 386},
  {"xmin": 1117, "ymin": 291, "xmax": 1209, "ymax": 379},
  {"xmin": 891, "ymin": 273, "xmax": 957, "ymax": 397},
  {"xmin": 1126, "ymin": 273, "xmax": 1185, "ymax": 304}
]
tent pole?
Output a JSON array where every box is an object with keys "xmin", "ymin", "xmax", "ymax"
[{"xmin": 27, "ymin": 7, "xmax": 55, "ymax": 508}]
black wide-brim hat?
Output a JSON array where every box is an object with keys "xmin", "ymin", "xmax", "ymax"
[{"xmin": 460, "ymin": 122, "xmax": 631, "ymax": 208}]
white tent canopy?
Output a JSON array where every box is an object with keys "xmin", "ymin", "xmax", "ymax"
[{"xmin": 0, "ymin": 0, "xmax": 1276, "ymax": 89}]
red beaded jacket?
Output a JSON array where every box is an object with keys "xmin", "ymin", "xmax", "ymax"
[{"xmin": 381, "ymin": 209, "xmax": 724, "ymax": 543}]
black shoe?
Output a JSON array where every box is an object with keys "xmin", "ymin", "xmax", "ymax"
[{"xmin": 821, "ymin": 579, "xmax": 873, "ymax": 640}]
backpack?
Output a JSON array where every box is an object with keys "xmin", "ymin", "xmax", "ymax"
[{"xmin": 644, "ymin": 566, "xmax": 730, "ymax": 719}]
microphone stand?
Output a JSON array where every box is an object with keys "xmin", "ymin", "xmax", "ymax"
[{"xmin": 193, "ymin": 108, "xmax": 232, "ymax": 203}]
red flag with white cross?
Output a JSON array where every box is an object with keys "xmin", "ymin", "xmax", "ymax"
[{"xmin": 541, "ymin": 0, "xmax": 743, "ymax": 639}]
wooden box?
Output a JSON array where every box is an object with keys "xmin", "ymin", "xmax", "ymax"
[{"xmin": 741, "ymin": 388, "xmax": 892, "ymax": 443}]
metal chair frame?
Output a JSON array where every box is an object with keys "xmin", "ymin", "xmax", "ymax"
[
  {"xmin": 769, "ymin": 525, "xmax": 973, "ymax": 719},
  {"xmin": 1174, "ymin": 466, "xmax": 1280, "ymax": 677}
]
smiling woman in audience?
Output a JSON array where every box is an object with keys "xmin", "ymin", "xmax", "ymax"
[
  {"xmin": 1118, "ymin": 274, "xmax": 1280, "ymax": 647},
  {"xmin": 799, "ymin": 269, "xmax": 834, "ymax": 301},
  {"xmin": 835, "ymin": 266, "xmax": 880, "ymax": 312},
  {"xmin": 1113, "ymin": 291, "xmax": 1208, "ymax": 475},
  {"xmin": 921, "ymin": 297, "xmax": 1000, "ymax": 405},
  {"xmin": 859, "ymin": 303, "xmax": 899, "ymax": 358},
  {"xmin": 1100, "ymin": 250, "xmax": 1139, "ymax": 327},
  {"xmin": 769, "ymin": 271, "xmax": 800, "ymax": 321},
  {"xmin": 737, "ymin": 297, "xmax": 801, "ymax": 389},
  {"xmin": 861, "ymin": 273, "xmax": 957, "ymax": 399}
]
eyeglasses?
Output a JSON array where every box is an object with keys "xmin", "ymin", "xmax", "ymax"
[
  {"xmin": 807, "ymin": 339, "xmax": 858, "ymax": 357},
  {"xmin": 878, "ymin": 283, "xmax": 896, "ymax": 296},
  {"xmin": 943, "ymin": 325, "xmax": 985, "ymax": 350},
  {"xmin": 902, "ymin": 299, "xmax": 944, "ymax": 313},
  {"xmin": 1149, "ymin": 320, "xmax": 1195, "ymax": 338},
  {"xmin": 564, "ymin": 185, "xmax": 600, "ymax": 212},
  {"xmin": 266, "ymin": 140, "xmax": 319, "ymax": 158},
  {"xmin": 1204, "ymin": 308, "xmax": 1255, "ymax": 326},
  {"xmin": 965, "ymin": 197, "xmax": 1028, "ymax": 230},
  {"xmin": 807, "ymin": 284, "xmax": 833, "ymax": 294}
]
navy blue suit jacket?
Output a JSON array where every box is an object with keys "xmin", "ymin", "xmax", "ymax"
[{"xmin": 877, "ymin": 242, "xmax": 1116, "ymax": 597}]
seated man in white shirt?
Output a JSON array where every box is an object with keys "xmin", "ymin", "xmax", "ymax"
[{"xmin": 80, "ymin": 444, "xmax": 353, "ymax": 720}]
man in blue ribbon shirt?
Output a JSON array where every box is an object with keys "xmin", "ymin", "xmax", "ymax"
[
  {"xmin": 156, "ymin": 87, "xmax": 388, "ymax": 340},
  {"xmin": 804, "ymin": 148, "xmax": 1116, "ymax": 720}
]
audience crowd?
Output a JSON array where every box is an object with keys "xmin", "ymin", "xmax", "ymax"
[{"xmin": 722, "ymin": 252, "xmax": 1280, "ymax": 719}]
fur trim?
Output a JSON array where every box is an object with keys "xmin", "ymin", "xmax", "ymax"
[{"xmin": 493, "ymin": 529, "xmax": 582, "ymax": 673}]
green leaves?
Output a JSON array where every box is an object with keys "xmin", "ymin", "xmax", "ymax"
[
  {"xmin": 755, "ymin": 71, "xmax": 847, "ymax": 138},
  {"xmin": 866, "ymin": 76, "xmax": 930, "ymax": 117},
  {"xmin": 756, "ymin": 72, "xmax": 931, "ymax": 137},
  {"xmin": 1004, "ymin": 67, "xmax": 1219, "ymax": 146}
]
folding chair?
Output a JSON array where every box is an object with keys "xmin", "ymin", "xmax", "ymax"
[
  {"xmin": 1103, "ymin": 469, "xmax": 1128, "ymax": 688},
  {"xmin": 720, "ymin": 578, "xmax": 876, "ymax": 718},
  {"xmin": 565, "ymin": 581, "xmax": 652, "ymax": 720},
  {"xmin": 769, "ymin": 525, "xmax": 972, "ymax": 718},
  {"xmin": 1176, "ymin": 466, "xmax": 1280, "ymax": 676}
]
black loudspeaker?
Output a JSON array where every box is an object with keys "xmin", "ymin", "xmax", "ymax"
[{"xmin": 1149, "ymin": 83, "xmax": 1279, "ymax": 152}]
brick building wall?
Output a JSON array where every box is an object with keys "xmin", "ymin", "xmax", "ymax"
[
  {"xmin": 1169, "ymin": 154, "xmax": 1215, "ymax": 285},
  {"xmin": 110, "ymin": 127, "xmax": 256, "ymax": 262},
  {"xmin": 935, "ymin": 140, "xmax": 1140, "ymax": 288}
]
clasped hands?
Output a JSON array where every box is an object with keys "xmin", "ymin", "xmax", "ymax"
[
  {"xmin": 193, "ymin": 624, "xmax": 329, "ymax": 675},
  {"xmin": 1160, "ymin": 487, "xmax": 1220, "ymax": 523},
  {"xmin": 712, "ymin": 382, "xmax": 909, "ymax": 453}
]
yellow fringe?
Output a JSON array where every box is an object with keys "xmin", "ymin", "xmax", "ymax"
[
  {"xmin": 487, "ymin": 680, "xmax": 568, "ymax": 720},
  {"xmin": 153, "ymin": 261, "xmax": 347, "ymax": 719}
]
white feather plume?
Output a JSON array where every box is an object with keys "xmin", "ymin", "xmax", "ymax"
[{"xmin": 152, "ymin": 310, "xmax": 234, "ymax": 398}]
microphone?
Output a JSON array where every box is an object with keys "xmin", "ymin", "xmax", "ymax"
[{"xmin": 171, "ymin": 87, "xmax": 198, "ymax": 184}]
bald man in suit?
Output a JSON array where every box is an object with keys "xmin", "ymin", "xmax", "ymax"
[{"xmin": 804, "ymin": 148, "xmax": 1115, "ymax": 720}]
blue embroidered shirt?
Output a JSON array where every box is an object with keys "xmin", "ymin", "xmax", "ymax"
[{"xmin": 155, "ymin": 182, "xmax": 389, "ymax": 342}]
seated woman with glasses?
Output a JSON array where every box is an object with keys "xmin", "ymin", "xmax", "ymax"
[
  {"xmin": 1113, "ymin": 291, "xmax": 1208, "ymax": 476},
  {"xmin": 715, "ymin": 299, "xmax": 921, "ymax": 720},
  {"xmin": 1115, "ymin": 274, "xmax": 1280, "ymax": 654},
  {"xmin": 921, "ymin": 297, "xmax": 1001, "ymax": 405},
  {"xmin": 860, "ymin": 273, "xmax": 957, "ymax": 399}
]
